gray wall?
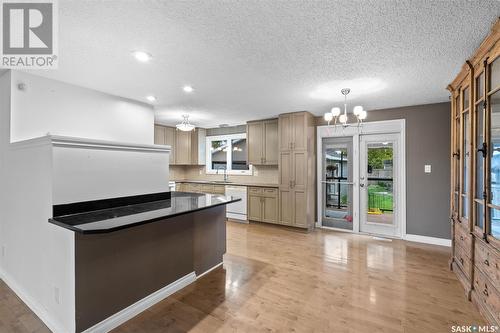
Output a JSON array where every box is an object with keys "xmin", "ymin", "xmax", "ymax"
[{"xmin": 317, "ymin": 102, "xmax": 451, "ymax": 239}]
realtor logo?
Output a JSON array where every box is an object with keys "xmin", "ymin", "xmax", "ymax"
[{"xmin": 1, "ymin": 0, "xmax": 58, "ymax": 68}]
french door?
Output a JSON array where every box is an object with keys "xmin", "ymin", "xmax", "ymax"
[
  {"xmin": 318, "ymin": 121, "xmax": 405, "ymax": 238},
  {"xmin": 359, "ymin": 134, "xmax": 400, "ymax": 237}
]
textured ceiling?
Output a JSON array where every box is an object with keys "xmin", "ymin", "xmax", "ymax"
[{"xmin": 29, "ymin": 0, "xmax": 500, "ymax": 128}]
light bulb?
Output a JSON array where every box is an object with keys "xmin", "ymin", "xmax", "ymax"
[
  {"xmin": 339, "ymin": 114, "xmax": 348, "ymax": 124},
  {"xmin": 359, "ymin": 110, "xmax": 367, "ymax": 120},
  {"xmin": 353, "ymin": 105, "xmax": 363, "ymax": 116},
  {"xmin": 324, "ymin": 112, "xmax": 333, "ymax": 122},
  {"xmin": 331, "ymin": 107, "xmax": 341, "ymax": 117}
]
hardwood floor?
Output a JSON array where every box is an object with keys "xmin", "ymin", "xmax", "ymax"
[
  {"xmin": 114, "ymin": 221, "xmax": 485, "ymax": 333},
  {"xmin": 0, "ymin": 221, "xmax": 486, "ymax": 332}
]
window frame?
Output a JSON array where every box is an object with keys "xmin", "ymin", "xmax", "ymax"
[{"xmin": 205, "ymin": 133, "xmax": 253, "ymax": 175}]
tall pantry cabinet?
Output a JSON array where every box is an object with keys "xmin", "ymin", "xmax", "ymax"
[
  {"xmin": 448, "ymin": 19, "xmax": 500, "ymax": 326},
  {"xmin": 278, "ymin": 111, "xmax": 316, "ymax": 229}
]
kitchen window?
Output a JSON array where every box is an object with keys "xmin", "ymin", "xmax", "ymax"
[{"xmin": 205, "ymin": 133, "xmax": 252, "ymax": 175}]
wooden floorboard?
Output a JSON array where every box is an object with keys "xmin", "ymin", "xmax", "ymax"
[{"xmin": 0, "ymin": 221, "xmax": 486, "ymax": 332}]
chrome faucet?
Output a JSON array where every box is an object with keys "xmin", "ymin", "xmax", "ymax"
[{"xmin": 216, "ymin": 167, "xmax": 229, "ymax": 182}]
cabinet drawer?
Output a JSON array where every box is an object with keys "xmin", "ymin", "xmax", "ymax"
[
  {"xmin": 262, "ymin": 187, "xmax": 278, "ymax": 197},
  {"xmin": 455, "ymin": 243, "xmax": 472, "ymax": 279},
  {"xmin": 201, "ymin": 184, "xmax": 214, "ymax": 193},
  {"xmin": 248, "ymin": 187, "xmax": 263, "ymax": 195},
  {"xmin": 212, "ymin": 185, "xmax": 225, "ymax": 194},
  {"xmin": 454, "ymin": 224, "xmax": 472, "ymax": 251},
  {"xmin": 473, "ymin": 266, "xmax": 500, "ymax": 324},
  {"xmin": 475, "ymin": 239, "xmax": 500, "ymax": 288}
]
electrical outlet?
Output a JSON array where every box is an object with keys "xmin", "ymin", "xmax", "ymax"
[
  {"xmin": 424, "ymin": 165, "xmax": 432, "ymax": 173},
  {"xmin": 54, "ymin": 287, "xmax": 60, "ymax": 304},
  {"xmin": 199, "ymin": 168, "xmax": 203, "ymax": 175}
]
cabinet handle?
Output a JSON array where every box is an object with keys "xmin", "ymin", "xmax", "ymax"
[
  {"xmin": 484, "ymin": 259, "xmax": 490, "ymax": 266},
  {"xmin": 483, "ymin": 288, "xmax": 489, "ymax": 297},
  {"xmin": 460, "ymin": 236, "xmax": 464, "ymax": 241},
  {"xmin": 460, "ymin": 257, "xmax": 464, "ymax": 265}
]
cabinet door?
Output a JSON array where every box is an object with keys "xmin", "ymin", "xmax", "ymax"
[
  {"xmin": 262, "ymin": 196, "xmax": 278, "ymax": 223},
  {"xmin": 263, "ymin": 119, "xmax": 278, "ymax": 165},
  {"xmin": 248, "ymin": 194, "xmax": 262, "ymax": 221},
  {"xmin": 165, "ymin": 127, "xmax": 175, "ymax": 165},
  {"xmin": 292, "ymin": 113, "xmax": 307, "ymax": 150},
  {"xmin": 175, "ymin": 130, "xmax": 192, "ymax": 165},
  {"xmin": 279, "ymin": 114, "xmax": 292, "ymax": 151},
  {"xmin": 292, "ymin": 151, "xmax": 307, "ymax": 191},
  {"xmin": 279, "ymin": 188, "xmax": 293, "ymax": 225},
  {"xmin": 293, "ymin": 190, "xmax": 307, "ymax": 227},
  {"xmin": 279, "ymin": 152, "xmax": 292, "ymax": 188},
  {"xmin": 154, "ymin": 125, "xmax": 166, "ymax": 145},
  {"xmin": 247, "ymin": 122, "xmax": 264, "ymax": 165}
]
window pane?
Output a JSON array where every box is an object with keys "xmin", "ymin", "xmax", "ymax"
[
  {"xmin": 476, "ymin": 107, "xmax": 484, "ymax": 199},
  {"xmin": 476, "ymin": 72, "xmax": 485, "ymax": 100},
  {"xmin": 211, "ymin": 140, "xmax": 228, "ymax": 170},
  {"xmin": 490, "ymin": 207, "xmax": 500, "ymax": 238},
  {"xmin": 476, "ymin": 203, "xmax": 484, "ymax": 229},
  {"xmin": 231, "ymin": 138, "xmax": 249, "ymax": 170},
  {"xmin": 462, "ymin": 112, "xmax": 469, "ymax": 218},
  {"xmin": 491, "ymin": 90, "xmax": 500, "ymax": 209},
  {"xmin": 491, "ymin": 58, "xmax": 500, "ymax": 91},
  {"xmin": 463, "ymin": 87, "xmax": 469, "ymax": 110}
]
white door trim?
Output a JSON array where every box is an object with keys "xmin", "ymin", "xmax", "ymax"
[{"xmin": 317, "ymin": 119, "xmax": 406, "ymax": 238}]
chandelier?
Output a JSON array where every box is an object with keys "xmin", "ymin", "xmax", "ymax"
[
  {"xmin": 176, "ymin": 115, "xmax": 195, "ymax": 132},
  {"xmin": 323, "ymin": 88, "xmax": 367, "ymax": 127}
]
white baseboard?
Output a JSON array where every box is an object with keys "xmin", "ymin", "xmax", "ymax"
[
  {"xmin": 404, "ymin": 234, "xmax": 451, "ymax": 247},
  {"xmin": 0, "ymin": 267, "xmax": 66, "ymax": 333},
  {"xmin": 196, "ymin": 262, "xmax": 223, "ymax": 280},
  {"xmin": 226, "ymin": 212, "xmax": 247, "ymax": 222},
  {"xmin": 83, "ymin": 272, "xmax": 196, "ymax": 333}
]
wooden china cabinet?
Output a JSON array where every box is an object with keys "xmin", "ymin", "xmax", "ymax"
[{"xmin": 448, "ymin": 19, "xmax": 500, "ymax": 325}]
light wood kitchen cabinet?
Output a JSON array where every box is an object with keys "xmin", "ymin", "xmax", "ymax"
[
  {"xmin": 278, "ymin": 111, "xmax": 315, "ymax": 229},
  {"xmin": 175, "ymin": 128, "xmax": 206, "ymax": 165},
  {"xmin": 175, "ymin": 182, "xmax": 225, "ymax": 195},
  {"xmin": 247, "ymin": 119, "xmax": 278, "ymax": 165},
  {"xmin": 247, "ymin": 186, "xmax": 278, "ymax": 224},
  {"xmin": 154, "ymin": 125, "xmax": 176, "ymax": 164}
]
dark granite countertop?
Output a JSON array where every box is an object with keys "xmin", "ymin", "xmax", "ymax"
[{"xmin": 49, "ymin": 191, "xmax": 240, "ymax": 234}]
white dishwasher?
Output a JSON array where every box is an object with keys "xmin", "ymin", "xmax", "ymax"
[{"xmin": 225, "ymin": 185, "xmax": 248, "ymax": 222}]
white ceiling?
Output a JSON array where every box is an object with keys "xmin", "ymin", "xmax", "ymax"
[{"xmin": 30, "ymin": 0, "xmax": 500, "ymax": 128}]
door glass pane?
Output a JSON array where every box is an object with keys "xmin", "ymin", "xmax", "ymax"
[
  {"xmin": 490, "ymin": 207, "xmax": 500, "ymax": 238},
  {"xmin": 476, "ymin": 203, "xmax": 484, "ymax": 229},
  {"xmin": 462, "ymin": 112, "xmax": 469, "ymax": 218},
  {"xmin": 463, "ymin": 87, "xmax": 470, "ymax": 110},
  {"xmin": 210, "ymin": 140, "xmax": 228, "ymax": 170},
  {"xmin": 490, "ymin": 90, "xmax": 500, "ymax": 238},
  {"xmin": 476, "ymin": 72, "xmax": 484, "ymax": 100},
  {"xmin": 476, "ymin": 107, "xmax": 484, "ymax": 200},
  {"xmin": 491, "ymin": 58, "xmax": 500, "ymax": 91},
  {"xmin": 366, "ymin": 142, "xmax": 394, "ymax": 225},
  {"xmin": 231, "ymin": 138, "xmax": 249, "ymax": 170},
  {"xmin": 322, "ymin": 138, "xmax": 353, "ymax": 230}
]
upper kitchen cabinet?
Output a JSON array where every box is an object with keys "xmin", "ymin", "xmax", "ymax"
[
  {"xmin": 247, "ymin": 119, "xmax": 278, "ymax": 165},
  {"xmin": 176, "ymin": 128, "xmax": 206, "ymax": 165},
  {"xmin": 278, "ymin": 112, "xmax": 310, "ymax": 151},
  {"xmin": 154, "ymin": 125, "xmax": 206, "ymax": 165},
  {"xmin": 154, "ymin": 125, "xmax": 175, "ymax": 164}
]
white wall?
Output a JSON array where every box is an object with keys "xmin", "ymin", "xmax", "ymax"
[
  {"xmin": 0, "ymin": 70, "xmax": 160, "ymax": 332},
  {"xmin": 10, "ymin": 71, "xmax": 154, "ymax": 144}
]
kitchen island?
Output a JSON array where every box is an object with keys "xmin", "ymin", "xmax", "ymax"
[{"xmin": 50, "ymin": 191, "xmax": 240, "ymax": 332}]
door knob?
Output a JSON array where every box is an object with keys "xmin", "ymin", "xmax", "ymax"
[{"xmin": 360, "ymin": 183, "xmax": 365, "ymax": 187}]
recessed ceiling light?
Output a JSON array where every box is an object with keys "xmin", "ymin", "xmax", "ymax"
[
  {"xmin": 132, "ymin": 51, "xmax": 152, "ymax": 62},
  {"xmin": 183, "ymin": 85, "xmax": 194, "ymax": 93},
  {"xmin": 146, "ymin": 95, "xmax": 157, "ymax": 102}
]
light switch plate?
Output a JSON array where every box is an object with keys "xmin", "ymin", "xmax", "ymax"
[{"xmin": 425, "ymin": 165, "xmax": 431, "ymax": 173}]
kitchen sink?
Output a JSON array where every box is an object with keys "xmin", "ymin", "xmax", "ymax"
[{"xmin": 210, "ymin": 180, "xmax": 233, "ymax": 184}]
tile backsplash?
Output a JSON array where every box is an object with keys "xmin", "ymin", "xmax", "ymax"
[{"xmin": 170, "ymin": 165, "xmax": 278, "ymax": 184}]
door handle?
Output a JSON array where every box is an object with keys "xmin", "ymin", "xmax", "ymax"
[{"xmin": 360, "ymin": 183, "xmax": 365, "ymax": 188}]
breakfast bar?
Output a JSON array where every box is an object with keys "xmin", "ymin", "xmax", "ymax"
[{"xmin": 50, "ymin": 191, "xmax": 240, "ymax": 332}]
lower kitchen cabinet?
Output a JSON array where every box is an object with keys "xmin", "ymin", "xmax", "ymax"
[
  {"xmin": 175, "ymin": 182, "xmax": 225, "ymax": 195},
  {"xmin": 247, "ymin": 187, "xmax": 278, "ymax": 224}
]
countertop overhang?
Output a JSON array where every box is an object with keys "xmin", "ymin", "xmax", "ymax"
[{"xmin": 49, "ymin": 191, "xmax": 240, "ymax": 234}]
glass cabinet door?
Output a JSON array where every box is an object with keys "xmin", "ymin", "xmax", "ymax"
[
  {"xmin": 452, "ymin": 94, "xmax": 461, "ymax": 219},
  {"xmin": 461, "ymin": 86, "xmax": 471, "ymax": 223},
  {"xmin": 474, "ymin": 70, "xmax": 486, "ymax": 235},
  {"xmin": 488, "ymin": 56, "xmax": 500, "ymax": 243}
]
